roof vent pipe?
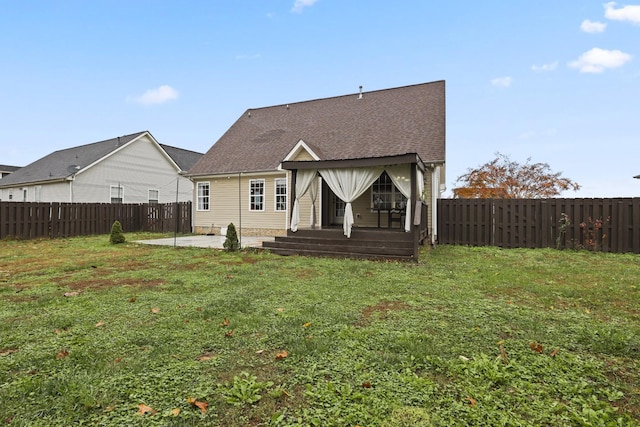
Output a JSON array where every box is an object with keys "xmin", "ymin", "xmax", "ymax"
[{"xmin": 358, "ymin": 85, "xmax": 363, "ymax": 99}]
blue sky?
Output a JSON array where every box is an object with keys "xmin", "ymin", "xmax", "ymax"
[{"xmin": 1, "ymin": 0, "xmax": 638, "ymax": 197}]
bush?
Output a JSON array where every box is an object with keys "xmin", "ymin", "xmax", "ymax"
[
  {"xmin": 109, "ymin": 220, "xmax": 126, "ymax": 244},
  {"xmin": 223, "ymin": 223, "xmax": 239, "ymax": 251}
]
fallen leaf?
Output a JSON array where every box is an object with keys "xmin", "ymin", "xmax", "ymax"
[
  {"xmin": 95, "ymin": 321, "xmax": 105, "ymax": 327},
  {"xmin": 499, "ymin": 344, "xmax": 509, "ymax": 364},
  {"xmin": 56, "ymin": 350, "xmax": 69, "ymax": 359},
  {"xmin": 225, "ymin": 330, "xmax": 234, "ymax": 337},
  {"xmin": 361, "ymin": 381, "xmax": 371, "ymax": 388},
  {"xmin": 550, "ymin": 348, "xmax": 559, "ymax": 358},
  {"xmin": 458, "ymin": 355, "xmax": 470, "ymax": 362},
  {"xmin": 221, "ymin": 318, "xmax": 230, "ymax": 327},
  {"xmin": 277, "ymin": 308, "xmax": 285, "ymax": 312},
  {"xmin": 137, "ymin": 403, "xmax": 157, "ymax": 416},
  {"xmin": 114, "ymin": 357, "xmax": 122, "ymax": 363},
  {"xmin": 129, "ymin": 297, "xmax": 137, "ymax": 303},
  {"xmin": 529, "ymin": 341, "xmax": 544, "ymax": 354},
  {"xmin": 64, "ymin": 292, "xmax": 80, "ymax": 297},
  {"xmin": 196, "ymin": 307, "xmax": 202, "ymax": 312},
  {"xmin": 104, "ymin": 406, "xmax": 115, "ymax": 412},
  {"xmin": 466, "ymin": 396, "xmax": 477, "ymax": 406},
  {"xmin": 303, "ymin": 322, "xmax": 312, "ymax": 328},
  {"xmin": 188, "ymin": 397, "xmax": 208, "ymax": 414},
  {"xmin": 150, "ymin": 308, "xmax": 161, "ymax": 314},
  {"xmin": 256, "ymin": 349, "xmax": 265, "ymax": 354},
  {"xmin": 276, "ymin": 350, "xmax": 289, "ymax": 360},
  {"xmin": 585, "ymin": 309, "xmax": 591, "ymax": 314},
  {"xmin": 197, "ymin": 352, "xmax": 215, "ymax": 361},
  {"xmin": 171, "ymin": 408, "xmax": 181, "ymax": 416}
]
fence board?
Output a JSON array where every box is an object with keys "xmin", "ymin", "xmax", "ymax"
[
  {"xmin": 0, "ymin": 202, "xmax": 191, "ymax": 240},
  {"xmin": 438, "ymin": 198, "xmax": 640, "ymax": 254}
]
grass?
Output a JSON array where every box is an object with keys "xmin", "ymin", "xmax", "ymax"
[{"xmin": 0, "ymin": 233, "xmax": 638, "ymax": 426}]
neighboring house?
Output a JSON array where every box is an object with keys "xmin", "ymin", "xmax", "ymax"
[
  {"xmin": 0, "ymin": 131, "xmax": 202, "ymax": 204},
  {"xmin": 187, "ymin": 81, "xmax": 446, "ymax": 259},
  {"xmin": 0, "ymin": 165, "xmax": 21, "ymax": 179}
]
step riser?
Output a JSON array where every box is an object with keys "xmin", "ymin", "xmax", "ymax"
[
  {"xmin": 263, "ymin": 241, "xmax": 413, "ymax": 256},
  {"xmin": 273, "ymin": 236, "xmax": 413, "ymax": 249}
]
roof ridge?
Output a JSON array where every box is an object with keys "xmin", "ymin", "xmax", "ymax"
[{"xmin": 246, "ymin": 80, "xmax": 445, "ymax": 112}]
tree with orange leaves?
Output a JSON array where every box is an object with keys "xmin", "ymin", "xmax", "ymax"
[{"xmin": 453, "ymin": 153, "xmax": 580, "ymax": 198}]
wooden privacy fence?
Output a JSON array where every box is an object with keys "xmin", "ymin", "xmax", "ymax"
[
  {"xmin": 0, "ymin": 201, "xmax": 192, "ymax": 240},
  {"xmin": 438, "ymin": 198, "xmax": 640, "ymax": 254}
]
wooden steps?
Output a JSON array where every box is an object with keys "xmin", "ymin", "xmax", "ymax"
[{"xmin": 262, "ymin": 228, "xmax": 417, "ymax": 260}]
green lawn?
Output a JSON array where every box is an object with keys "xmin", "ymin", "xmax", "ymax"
[{"xmin": 1, "ymin": 234, "xmax": 638, "ymax": 426}]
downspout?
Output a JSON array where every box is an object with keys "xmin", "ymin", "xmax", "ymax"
[{"xmin": 238, "ymin": 172, "xmax": 242, "ymax": 247}]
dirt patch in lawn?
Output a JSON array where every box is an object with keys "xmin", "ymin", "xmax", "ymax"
[
  {"xmin": 355, "ymin": 299, "xmax": 412, "ymax": 327},
  {"xmin": 58, "ymin": 277, "xmax": 166, "ymax": 292}
]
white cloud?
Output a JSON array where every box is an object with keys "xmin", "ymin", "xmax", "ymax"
[
  {"xmin": 568, "ymin": 47, "xmax": 632, "ymax": 73},
  {"xmin": 531, "ymin": 61, "xmax": 559, "ymax": 72},
  {"xmin": 129, "ymin": 85, "xmax": 179, "ymax": 105},
  {"xmin": 491, "ymin": 76, "xmax": 513, "ymax": 88},
  {"xmin": 604, "ymin": 2, "xmax": 640, "ymax": 24},
  {"xmin": 581, "ymin": 19, "xmax": 607, "ymax": 33},
  {"xmin": 291, "ymin": 0, "xmax": 318, "ymax": 13}
]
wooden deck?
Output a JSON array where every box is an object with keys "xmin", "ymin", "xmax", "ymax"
[{"xmin": 262, "ymin": 227, "xmax": 421, "ymax": 261}]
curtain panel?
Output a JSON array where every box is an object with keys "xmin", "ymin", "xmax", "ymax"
[
  {"xmin": 290, "ymin": 169, "xmax": 318, "ymax": 232},
  {"xmin": 319, "ymin": 167, "xmax": 383, "ymax": 238}
]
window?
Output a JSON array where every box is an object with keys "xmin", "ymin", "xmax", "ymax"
[
  {"xmin": 197, "ymin": 182, "xmax": 210, "ymax": 211},
  {"xmin": 250, "ymin": 179, "xmax": 264, "ymax": 211},
  {"xmin": 148, "ymin": 189, "xmax": 159, "ymax": 204},
  {"xmin": 371, "ymin": 172, "xmax": 406, "ymax": 210},
  {"xmin": 35, "ymin": 186, "xmax": 41, "ymax": 202},
  {"xmin": 110, "ymin": 185, "xmax": 123, "ymax": 203},
  {"xmin": 275, "ymin": 178, "xmax": 287, "ymax": 211},
  {"xmin": 22, "ymin": 188, "xmax": 28, "ymax": 202}
]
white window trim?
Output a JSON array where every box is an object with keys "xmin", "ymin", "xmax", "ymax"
[
  {"xmin": 249, "ymin": 179, "xmax": 265, "ymax": 212},
  {"xmin": 197, "ymin": 181, "xmax": 210, "ymax": 211},
  {"xmin": 148, "ymin": 189, "xmax": 159, "ymax": 204},
  {"xmin": 370, "ymin": 173, "xmax": 406, "ymax": 211},
  {"xmin": 274, "ymin": 178, "xmax": 287, "ymax": 212},
  {"xmin": 110, "ymin": 185, "xmax": 124, "ymax": 203}
]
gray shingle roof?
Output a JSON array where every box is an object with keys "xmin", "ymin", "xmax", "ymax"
[
  {"xmin": 0, "ymin": 131, "xmax": 202, "ymax": 188},
  {"xmin": 0, "ymin": 165, "xmax": 21, "ymax": 173},
  {"xmin": 188, "ymin": 81, "xmax": 445, "ymax": 176},
  {"xmin": 160, "ymin": 144, "xmax": 203, "ymax": 171}
]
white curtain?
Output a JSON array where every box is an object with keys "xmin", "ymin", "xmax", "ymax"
[
  {"xmin": 415, "ymin": 167, "xmax": 425, "ymax": 225},
  {"xmin": 309, "ymin": 176, "xmax": 318, "ymax": 228},
  {"xmin": 319, "ymin": 167, "xmax": 383, "ymax": 238},
  {"xmin": 290, "ymin": 169, "xmax": 318, "ymax": 232},
  {"xmin": 385, "ymin": 164, "xmax": 412, "ymax": 232}
]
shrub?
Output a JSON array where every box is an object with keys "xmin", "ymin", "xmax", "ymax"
[
  {"xmin": 223, "ymin": 223, "xmax": 239, "ymax": 251},
  {"xmin": 109, "ymin": 220, "xmax": 126, "ymax": 244}
]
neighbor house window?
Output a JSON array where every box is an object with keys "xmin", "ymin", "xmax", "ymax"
[
  {"xmin": 110, "ymin": 185, "xmax": 124, "ymax": 203},
  {"xmin": 249, "ymin": 179, "xmax": 264, "ymax": 211},
  {"xmin": 275, "ymin": 178, "xmax": 287, "ymax": 212},
  {"xmin": 148, "ymin": 189, "xmax": 159, "ymax": 204},
  {"xmin": 197, "ymin": 182, "xmax": 210, "ymax": 211},
  {"xmin": 371, "ymin": 172, "xmax": 406, "ymax": 210},
  {"xmin": 22, "ymin": 188, "xmax": 28, "ymax": 202},
  {"xmin": 35, "ymin": 186, "xmax": 41, "ymax": 202}
]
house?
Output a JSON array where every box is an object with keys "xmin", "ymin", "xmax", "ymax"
[
  {"xmin": 0, "ymin": 165, "xmax": 21, "ymax": 179},
  {"xmin": 0, "ymin": 131, "xmax": 202, "ymax": 204},
  {"xmin": 187, "ymin": 81, "xmax": 446, "ymax": 259}
]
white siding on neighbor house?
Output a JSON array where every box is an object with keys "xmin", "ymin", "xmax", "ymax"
[
  {"xmin": 192, "ymin": 172, "xmax": 289, "ymax": 233},
  {"xmin": 71, "ymin": 135, "xmax": 192, "ymax": 203}
]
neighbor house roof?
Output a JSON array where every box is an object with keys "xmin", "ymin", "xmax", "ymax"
[
  {"xmin": 187, "ymin": 81, "xmax": 445, "ymax": 176},
  {"xmin": 159, "ymin": 144, "xmax": 203, "ymax": 171},
  {"xmin": 0, "ymin": 165, "xmax": 21, "ymax": 173},
  {"xmin": 0, "ymin": 131, "xmax": 202, "ymax": 188}
]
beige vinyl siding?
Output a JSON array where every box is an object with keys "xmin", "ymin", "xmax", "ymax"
[
  {"xmin": 192, "ymin": 172, "xmax": 289, "ymax": 234},
  {"xmin": 71, "ymin": 135, "xmax": 192, "ymax": 203}
]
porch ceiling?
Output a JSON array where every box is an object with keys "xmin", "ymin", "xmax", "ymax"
[{"xmin": 281, "ymin": 153, "xmax": 426, "ymax": 171}]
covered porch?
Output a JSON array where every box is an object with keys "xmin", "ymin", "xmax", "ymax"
[{"xmin": 262, "ymin": 154, "xmax": 430, "ymax": 260}]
